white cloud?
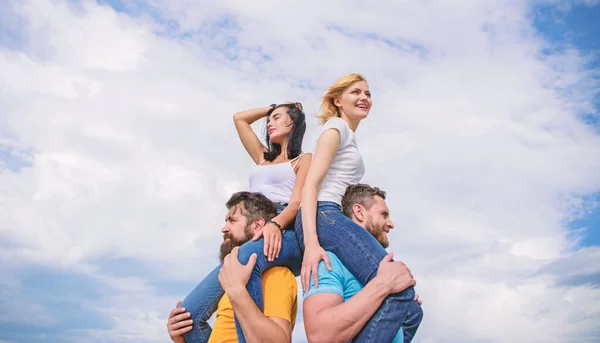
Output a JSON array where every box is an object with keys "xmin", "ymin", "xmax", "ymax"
[{"xmin": 0, "ymin": 0, "xmax": 599, "ymax": 342}]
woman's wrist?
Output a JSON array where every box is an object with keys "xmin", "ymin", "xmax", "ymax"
[
  {"xmin": 262, "ymin": 104, "xmax": 276, "ymax": 117},
  {"xmin": 304, "ymin": 236, "xmax": 320, "ymax": 248},
  {"xmin": 267, "ymin": 220, "xmax": 284, "ymax": 233}
]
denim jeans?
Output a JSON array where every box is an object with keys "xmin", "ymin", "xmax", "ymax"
[
  {"xmin": 180, "ymin": 204, "xmax": 302, "ymax": 343},
  {"xmin": 295, "ymin": 201, "xmax": 423, "ymax": 343}
]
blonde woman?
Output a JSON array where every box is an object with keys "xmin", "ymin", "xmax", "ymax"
[{"xmin": 295, "ymin": 74, "xmax": 423, "ymax": 342}]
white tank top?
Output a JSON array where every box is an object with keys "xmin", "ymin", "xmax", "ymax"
[
  {"xmin": 248, "ymin": 154, "xmax": 306, "ymax": 203},
  {"xmin": 316, "ymin": 118, "xmax": 365, "ymax": 205}
]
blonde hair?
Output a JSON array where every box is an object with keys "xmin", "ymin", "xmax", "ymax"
[{"xmin": 317, "ymin": 73, "xmax": 368, "ymax": 125}]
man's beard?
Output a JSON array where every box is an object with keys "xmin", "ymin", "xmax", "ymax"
[
  {"xmin": 219, "ymin": 226, "xmax": 253, "ymax": 262},
  {"xmin": 365, "ymin": 214, "xmax": 389, "ymax": 248}
]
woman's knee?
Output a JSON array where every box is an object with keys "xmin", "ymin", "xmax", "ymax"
[
  {"xmin": 389, "ymin": 285, "xmax": 416, "ymax": 301},
  {"xmin": 237, "ymin": 240, "xmax": 265, "ymax": 263}
]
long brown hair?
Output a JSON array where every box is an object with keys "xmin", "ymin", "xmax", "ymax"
[{"xmin": 263, "ymin": 103, "xmax": 306, "ymax": 162}]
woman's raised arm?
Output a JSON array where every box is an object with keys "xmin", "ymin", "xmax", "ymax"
[{"xmin": 233, "ymin": 106, "xmax": 272, "ymax": 164}]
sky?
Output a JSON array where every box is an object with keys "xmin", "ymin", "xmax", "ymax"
[{"xmin": 0, "ymin": 0, "xmax": 599, "ymax": 342}]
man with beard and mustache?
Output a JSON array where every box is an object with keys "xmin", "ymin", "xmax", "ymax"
[
  {"xmin": 167, "ymin": 191, "xmax": 297, "ymax": 343},
  {"xmin": 303, "ymin": 184, "xmax": 423, "ymax": 343}
]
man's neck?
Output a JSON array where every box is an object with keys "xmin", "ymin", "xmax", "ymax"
[{"xmin": 351, "ymin": 219, "xmax": 367, "ymax": 230}]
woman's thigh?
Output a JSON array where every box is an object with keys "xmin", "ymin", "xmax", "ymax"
[{"xmin": 316, "ymin": 209, "xmax": 388, "ymax": 284}]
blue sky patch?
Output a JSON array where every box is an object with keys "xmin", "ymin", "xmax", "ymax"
[
  {"xmin": 532, "ymin": 2, "xmax": 600, "ymax": 249},
  {"xmin": 326, "ymin": 25, "xmax": 430, "ymax": 60},
  {"xmin": 532, "ymin": 3, "xmax": 600, "ymax": 124},
  {"xmin": 0, "ymin": 1, "xmax": 28, "ymax": 51},
  {"xmin": 0, "ymin": 264, "xmax": 114, "ymax": 342},
  {"xmin": 96, "ymin": 0, "xmax": 167, "ymax": 24},
  {"xmin": 0, "ymin": 142, "xmax": 33, "ymax": 173},
  {"xmin": 566, "ymin": 193, "xmax": 600, "ymax": 248}
]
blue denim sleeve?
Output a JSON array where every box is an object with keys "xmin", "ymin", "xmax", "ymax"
[{"xmin": 303, "ymin": 252, "xmax": 345, "ymax": 299}]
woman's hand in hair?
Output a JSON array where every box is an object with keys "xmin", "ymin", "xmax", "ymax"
[
  {"xmin": 300, "ymin": 243, "xmax": 332, "ymax": 292},
  {"xmin": 252, "ymin": 222, "xmax": 282, "ymax": 262},
  {"xmin": 286, "ymin": 101, "xmax": 303, "ymax": 111}
]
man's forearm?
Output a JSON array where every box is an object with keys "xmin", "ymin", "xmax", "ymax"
[
  {"xmin": 307, "ymin": 278, "xmax": 390, "ymax": 343},
  {"xmin": 226, "ymin": 286, "xmax": 290, "ymax": 343}
]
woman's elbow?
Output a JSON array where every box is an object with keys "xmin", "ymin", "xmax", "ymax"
[
  {"xmin": 302, "ymin": 180, "xmax": 320, "ymax": 195},
  {"xmin": 287, "ymin": 200, "xmax": 300, "ymax": 211}
]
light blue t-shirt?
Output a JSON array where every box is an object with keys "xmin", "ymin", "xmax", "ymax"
[{"xmin": 303, "ymin": 251, "xmax": 403, "ymax": 343}]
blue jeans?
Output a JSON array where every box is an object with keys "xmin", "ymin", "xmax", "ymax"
[
  {"xmin": 295, "ymin": 201, "xmax": 423, "ymax": 343},
  {"xmin": 181, "ymin": 204, "xmax": 302, "ymax": 343}
]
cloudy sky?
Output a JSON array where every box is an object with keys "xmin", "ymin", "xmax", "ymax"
[{"xmin": 1, "ymin": 0, "xmax": 599, "ymax": 342}]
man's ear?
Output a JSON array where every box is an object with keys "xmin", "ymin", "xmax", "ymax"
[
  {"xmin": 253, "ymin": 217, "xmax": 266, "ymax": 232},
  {"xmin": 352, "ymin": 204, "xmax": 365, "ymax": 222}
]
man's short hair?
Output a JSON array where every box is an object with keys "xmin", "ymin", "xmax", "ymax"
[
  {"xmin": 342, "ymin": 184, "xmax": 387, "ymax": 217},
  {"xmin": 226, "ymin": 191, "xmax": 278, "ymax": 224}
]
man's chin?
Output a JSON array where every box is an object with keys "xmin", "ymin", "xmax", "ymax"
[
  {"xmin": 378, "ymin": 234, "xmax": 389, "ymax": 249},
  {"xmin": 219, "ymin": 241, "xmax": 238, "ymax": 261}
]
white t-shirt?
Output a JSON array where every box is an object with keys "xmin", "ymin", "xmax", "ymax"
[{"xmin": 316, "ymin": 117, "xmax": 365, "ymax": 205}]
